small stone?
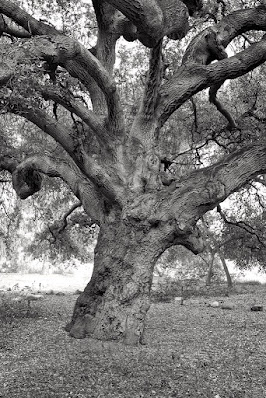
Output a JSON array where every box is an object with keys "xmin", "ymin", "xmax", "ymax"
[
  {"xmin": 209, "ymin": 301, "xmax": 220, "ymax": 308},
  {"xmin": 250, "ymin": 305, "xmax": 263, "ymax": 311},
  {"xmin": 25, "ymin": 294, "xmax": 44, "ymax": 301},
  {"xmin": 221, "ymin": 303, "xmax": 234, "ymax": 310}
]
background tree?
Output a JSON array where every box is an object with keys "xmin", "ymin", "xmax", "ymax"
[
  {"xmin": 221, "ymin": 185, "xmax": 266, "ymax": 271},
  {"xmin": 1, "ymin": 0, "xmax": 266, "ymax": 345}
]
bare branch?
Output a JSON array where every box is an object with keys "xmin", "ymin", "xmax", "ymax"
[
  {"xmin": 217, "ymin": 204, "xmax": 265, "ymax": 246},
  {"xmin": 49, "ymin": 201, "xmax": 82, "ymax": 240}
]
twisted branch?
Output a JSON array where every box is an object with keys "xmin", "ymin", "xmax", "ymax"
[
  {"xmin": 209, "ymin": 83, "xmax": 237, "ymax": 129},
  {"xmin": 158, "ymin": 6, "xmax": 266, "ymax": 127},
  {"xmin": 11, "ymin": 154, "xmax": 104, "ymax": 223}
]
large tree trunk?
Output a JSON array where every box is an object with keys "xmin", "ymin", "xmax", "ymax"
[{"xmin": 66, "ymin": 218, "xmax": 166, "ymax": 345}]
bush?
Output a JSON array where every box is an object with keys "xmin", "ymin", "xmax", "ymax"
[
  {"xmin": 151, "ymin": 276, "xmax": 232, "ymax": 302},
  {"xmin": 237, "ymin": 280, "xmax": 261, "ymax": 286}
]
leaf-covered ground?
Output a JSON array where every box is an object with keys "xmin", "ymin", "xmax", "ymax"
[{"xmin": 1, "ymin": 285, "xmax": 266, "ymax": 398}]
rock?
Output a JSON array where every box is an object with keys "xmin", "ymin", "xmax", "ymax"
[
  {"xmin": 209, "ymin": 301, "xmax": 220, "ymax": 308},
  {"xmin": 250, "ymin": 305, "xmax": 263, "ymax": 311},
  {"xmin": 221, "ymin": 303, "xmax": 234, "ymax": 310},
  {"xmin": 25, "ymin": 294, "xmax": 44, "ymax": 301},
  {"xmin": 45, "ymin": 289, "xmax": 54, "ymax": 295},
  {"xmin": 174, "ymin": 296, "xmax": 184, "ymax": 305}
]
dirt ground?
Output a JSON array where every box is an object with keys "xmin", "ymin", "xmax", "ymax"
[{"xmin": 0, "ymin": 282, "xmax": 266, "ymax": 397}]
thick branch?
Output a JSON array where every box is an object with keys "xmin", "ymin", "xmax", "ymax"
[
  {"xmin": 183, "ymin": 6, "xmax": 266, "ymax": 66},
  {"xmin": 128, "ymin": 143, "xmax": 266, "ymax": 233},
  {"xmin": 0, "ymin": 15, "xmax": 31, "ymax": 38},
  {"xmin": 0, "ymin": 1, "xmax": 59, "ymax": 36},
  {"xmin": 141, "ymin": 39, "xmax": 163, "ymax": 118},
  {"xmin": 169, "ymin": 143, "xmax": 266, "ymax": 222},
  {"xmin": 0, "ymin": 4, "xmax": 124, "ymax": 134},
  {"xmin": 40, "ymin": 85, "xmax": 111, "ymax": 147},
  {"xmin": 157, "ymin": 6, "xmax": 266, "ymax": 126},
  {"xmin": 0, "ymin": 89, "xmax": 125, "ymax": 204},
  {"xmin": 158, "ymin": 35, "xmax": 266, "ymax": 126},
  {"xmin": 6, "ymin": 101, "xmax": 76, "ymax": 156},
  {"xmin": 12, "ymin": 154, "xmax": 104, "ymax": 223},
  {"xmin": 104, "ymin": 0, "xmax": 189, "ymax": 47}
]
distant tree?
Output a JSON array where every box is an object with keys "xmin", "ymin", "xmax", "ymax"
[
  {"xmin": 2, "ymin": 0, "xmax": 266, "ymax": 344},
  {"xmin": 221, "ymin": 187, "xmax": 266, "ymax": 271},
  {"xmin": 200, "ymin": 214, "xmax": 233, "ymax": 288},
  {"xmin": 0, "ymin": 177, "xmax": 97, "ymax": 272}
]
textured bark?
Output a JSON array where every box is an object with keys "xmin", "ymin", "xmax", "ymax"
[
  {"xmin": 66, "ymin": 218, "xmax": 166, "ymax": 344},
  {"xmin": 104, "ymin": 0, "xmax": 189, "ymax": 47}
]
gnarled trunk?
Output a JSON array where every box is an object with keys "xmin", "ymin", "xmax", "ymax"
[{"xmin": 66, "ymin": 218, "xmax": 166, "ymax": 345}]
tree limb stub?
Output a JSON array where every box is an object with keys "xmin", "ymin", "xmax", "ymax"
[
  {"xmin": 0, "ymin": 155, "xmax": 18, "ymax": 174},
  {"xmin": 11, "ymin": 155, "xmax": 104, "ymax": 223}
]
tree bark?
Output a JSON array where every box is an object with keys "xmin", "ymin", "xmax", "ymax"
[
  {"xmin": 217, "ymin": 249, "xmax": 233, "ymax": 289},
  {"xmin": 66, "ymin": 217, "xmax": 165, "ymax": 345},
  {"xmin": 205, "ymin": 252, "xmax": 215, "ymax": 286}
]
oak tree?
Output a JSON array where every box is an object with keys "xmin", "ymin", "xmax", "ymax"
[{"xmin": 1, "ymin": 0, "xmax": 266, "ymax": 344}]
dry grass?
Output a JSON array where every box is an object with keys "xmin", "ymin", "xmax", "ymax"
[{"xmin": 1, "ymin": 284, "xmax": 266, "ymax": 397}]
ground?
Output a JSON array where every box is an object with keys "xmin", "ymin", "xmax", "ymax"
[{"xmin": 0, "ymin": 279, "xmax": 266, "ymax": 398}]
